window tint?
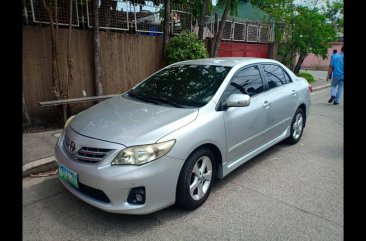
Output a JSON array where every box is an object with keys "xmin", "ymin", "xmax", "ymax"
[
  {"xmin": 262, "ymin": 64, "xmax": 290, "ymax": 90},
  {"xmin": 226, "ymin": 65, "xmax": 264, "ymax": 97}
]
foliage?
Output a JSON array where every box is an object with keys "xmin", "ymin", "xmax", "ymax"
[
  {"xmin": 250, "ymin": 0, "xmax": 295, "ymax": 42},
  {"xmin": 167, "ymin": 30, "xmax": 208, "ymax": 64},
  {"xmin": 322, "ymin": 0, "xmax": 343, "ymax": 36},
  {"xmin": 291, "ymin": 6, "xmax": 336, "ymax": 73},
  {"xmin": 292, "ymin": 6, "xmax": 336, "ymax": 58},
  {"xmin": 251, "ymin": 0, "xmax": 336, "ymax": 72},
  {"xmin": 297, "ymin": 72, "xmax": 315, "ymax": 83}
]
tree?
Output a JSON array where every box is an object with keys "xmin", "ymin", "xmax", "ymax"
[
  {"xmin": 92, "ymin": 0, "xmax": 103, "ymax": 96},
  {"xmin": 162, "ymin": 0, "xmax": 171, "ymax": 66},
  {"xmin": 211, "ymin": 0, "xmax": 238, "ymax": 57},
  {"xmin": 198, "ymin": 0, "xmax": 208, "ymax": 39},
  {"xmin": 251, "ymin": 0, "xmax": 337, "ymax": 72},
  {"xmin": 66, "ymin": 0, "xmax": 73, "ymax": 100},
  {"xmin": 322, "ymin": 0, "xmax": 343, "ymax": 37},
  {"xmin": 292, "ymin": 6, "xmax": 336, "ymax": 73},
  {"xmin": 42, "ymin": 0, "xmax": 61, "ymax": 99},
  {"xmin": 250, "ymin": 0, "xmax": 295, "ymax": 43}
]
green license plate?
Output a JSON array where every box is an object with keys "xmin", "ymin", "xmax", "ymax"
[{"xmin": 58, "ymin": 163, "xmax": 79, "ymax": 189}]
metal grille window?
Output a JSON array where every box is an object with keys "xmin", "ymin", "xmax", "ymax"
[
  {"xmin": 86, "ymin": 0, "xmax": 129, "ymax": 31},
  {"xmin": 205, "ymin": 23, "xmax": 216, "ymax": 38},
  {"xmin": 135, "ymin": 2, "xmax": 163, "ymax": 34},
  {"xmin": 172, "ymin": 10, "xmax": 192, "ymax": 35},
  {"xmin": 259, "ymin": 25, "xmax": 270, "ymax": 43},
  {"xmin": 247, "ymin": 24, "xmax": 259, "ymax": 42},
  {"xmin": 30, "ymin": 0, "xmax": 80, "ymax": 27},
  {"xmin": 233, "ymin": 22, "xmax": 246, "ymax": 42},
  {"xmin": 219, "ymin": 20, "xmax": 232, "ymax": 40}
]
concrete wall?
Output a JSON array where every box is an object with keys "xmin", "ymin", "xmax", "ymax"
[
  {"xmin": 23, "ymin": 26, "xmax": 163, "ymax": 120},
  {"xmin": 296, "ymin": 42, "xmax": 343, "ymax": 70}
]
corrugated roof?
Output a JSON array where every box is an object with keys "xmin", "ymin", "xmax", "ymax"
[{"xmin": 209, "ymin": 0, "xmax": 274, "ymax": 23}]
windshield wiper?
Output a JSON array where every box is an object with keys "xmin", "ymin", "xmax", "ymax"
[
  {"xmin": 148, "ymin": 96, "xmax": 184, "ymax": 108},
  {"xmin": 128, "ymin": 91, "xmax": 160, "ymax": 105}
]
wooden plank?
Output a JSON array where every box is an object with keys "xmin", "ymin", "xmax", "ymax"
[{"xmin": 39, "ymin": 94, "xmax": 119, "ymax": 106}]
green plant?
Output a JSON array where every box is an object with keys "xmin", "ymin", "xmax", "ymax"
[
  {"xmin": 297, "ymin": 72, "xmax": 315, "ymax": 83},
  {"xmin": 166, "ymin": 30, "xmax": 208, "ymax": 64}
]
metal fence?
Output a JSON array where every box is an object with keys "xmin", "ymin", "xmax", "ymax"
[
  {"xmin": 24, "ymin": 0, "xmax": 193, "ymax": 36},
  {"xmin": 24, "ymin": 1, "xmax": 273, "ymax": 42},
  {"xmin": 30, "ymin": 0, "xmax": 80, "ymax": 27},
  {"xmin": 171, "ymin": 10, "xmax": 192, "ymax": 35},
  {"xmin": 86, "ymin": 0, "xmax": 129, "ymax": 31},
  {"xmin": 205, "ymin": 19, "xmax": 274, "ymax": 43}
]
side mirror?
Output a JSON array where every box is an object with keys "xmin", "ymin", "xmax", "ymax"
[{"xmin": 224, "ymin": 94, "xmax": 251, "ymax": 109}]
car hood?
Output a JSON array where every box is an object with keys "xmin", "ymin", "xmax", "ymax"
[{"xmin": 70, "ymin": 95, "xmax": 198, "ymax": 146}]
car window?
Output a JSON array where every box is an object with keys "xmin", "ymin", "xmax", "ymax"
[
  {"xmin": 262, "ymin": 64, "xmax": 290, "ymax": 90},
  {"xmin": 128, "ymin": 64, "xmax": 231, "ymax": 108},
  {"xmin": 226, "ymin": 65, "xmax": 264, "ymax": 97}
]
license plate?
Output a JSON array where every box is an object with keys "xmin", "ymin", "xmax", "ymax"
[{"xmin": 58, "ymin": 163, "xmax": 79, "ymax": 189}]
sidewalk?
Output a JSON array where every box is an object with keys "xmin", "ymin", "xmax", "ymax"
[
  {"xmin": 302, "ymin": 70, "xmax": 330, "ymax": 91},
  {"xmin": 22, "ymin": 71, "xmax": 330, "ymax": 177},
  {"xmin": 22, "ymin": 129, "xmax": 62, "ymax": 176}
]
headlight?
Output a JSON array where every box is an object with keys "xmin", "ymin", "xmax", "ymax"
[
  {"xmin": 111, "ymin": 140, "xmax": 176, "ymax": 166},
  {"xmin": 64, "ymin": 115, "xmax": 75, "ymax": 129}
]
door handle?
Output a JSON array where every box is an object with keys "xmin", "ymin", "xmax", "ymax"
[
  {"xmin": 263, "ymin": 101, "xmax": 271, "ymax": 108},
  {"xmin": 292, "ymin": 90, "xmax": 297, "ymax": 96}
]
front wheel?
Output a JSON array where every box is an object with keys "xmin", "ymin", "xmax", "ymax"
[
  {"xmin": 285, "ymin": 108, "xmax": 305, "ymax": 144},
  {"xmin": 176, "ymin": 148, "xmax": 216, "ymax": 210}
]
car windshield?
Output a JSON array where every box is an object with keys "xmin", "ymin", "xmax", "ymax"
[{"xmin": 126, "ymin": 64, "xmax": 232, "ymax": 108}]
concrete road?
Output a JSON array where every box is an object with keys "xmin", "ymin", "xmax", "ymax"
[{"xmin": 23, "ymin": 88, "xmax": 343, "ymax": 241}]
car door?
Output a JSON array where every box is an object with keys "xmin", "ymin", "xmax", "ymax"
[
  {"xmin": 222, "ymin": 65, "xmax": 269, "ymax": 172},
  {"xmin": 259, "ymin": 63, "xmax": 298, "ymax": 140}
]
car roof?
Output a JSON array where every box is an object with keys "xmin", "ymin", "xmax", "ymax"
[{"xmin": 174, "ymin": 57, "xmax": 278, "ymax": 67}]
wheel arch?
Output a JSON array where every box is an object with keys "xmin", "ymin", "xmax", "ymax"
[
  {"xmin": 298, "ymin": 103, "xmax": 307, "ymax": 127},
  {"xmin": 182, "ymin": 143, "xmax": 223, "ymax": 179}
]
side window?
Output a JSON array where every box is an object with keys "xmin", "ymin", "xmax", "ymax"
[
  {"xmin": 262, "ymin": 64, "xmax": 289, "ymax": 90},
  {"xmin": 226, "ymin": 65, "xmax": 264, "ymax": 97},
  {"xmin": 283, "ymin": 69, "xmax": 292, "ymax": 84}
]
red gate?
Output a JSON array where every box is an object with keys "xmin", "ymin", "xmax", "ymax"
[{"xmin": 218, "ymin": 42, "xmax": 270, "ymax": 58}]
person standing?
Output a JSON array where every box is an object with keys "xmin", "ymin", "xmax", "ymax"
[{"xmin": 326, "ymin": 46, "xmax": 344, "ymax": 105}]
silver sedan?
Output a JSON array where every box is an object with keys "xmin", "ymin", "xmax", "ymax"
[{"xmin": 55, "ymin": 57, "xmax": 311, "ymax": 214}]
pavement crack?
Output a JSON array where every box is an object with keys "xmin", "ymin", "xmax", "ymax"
[
  {"xmin": 229, "ymin": 180, "xmax": 343, "ymax": 228},
  {"xmin": 23, "ymin": 190, "xmax": 66, "ymax": 208}
]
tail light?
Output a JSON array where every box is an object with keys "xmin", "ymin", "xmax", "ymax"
[{"xmin": 308, "ymin": 84, "xmax": 312, "ymax": 93}]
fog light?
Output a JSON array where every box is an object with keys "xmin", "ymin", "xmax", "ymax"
[{"xmin": 127, "ymin": 187, "xmax": 145, "ymax": 205}]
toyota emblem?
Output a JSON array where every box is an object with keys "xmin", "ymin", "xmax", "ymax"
[{"xmin": 68, "ymin": 141, "xmax": 76, "ymax": 152}]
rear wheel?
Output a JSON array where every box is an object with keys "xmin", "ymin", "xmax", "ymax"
[
  {"xmin": 286, "ymin": 108, "xmax": 305, "ymax": 144},
  {"xmin": 176, "ymin": 148, "xmax": 216, "ymax": 210}
]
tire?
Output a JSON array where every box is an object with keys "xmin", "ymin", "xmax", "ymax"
[
  {"xmin": 176, "ymin": 147, "xmax": 216, "ymax": 210},
  {"xmin": 285, "ymin": 108, "xmax": 305, "ymax": 144}
]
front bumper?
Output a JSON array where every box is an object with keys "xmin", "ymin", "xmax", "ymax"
[{"xmin": 55, "ymin": 129, "xmax": 184, "ymax": 215}]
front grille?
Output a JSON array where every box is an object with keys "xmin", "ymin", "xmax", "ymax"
[{"xmin": 64, "ymin": 136, "xmax": 113, "ymax": 164}]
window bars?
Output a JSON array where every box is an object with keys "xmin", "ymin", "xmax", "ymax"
[
  {"xmin": 30, "ymin": 0, "xmax": 80, "ymax": 27},
  {"xmin": 86, "ymin": 0, "xmax": 129, "ymax": 31},
  {"xmin": 171, "ymin": 10, "xmax": 192, "ymax": 35},
  {"xmin": 26, "ymin": 0, "xmax": 273, "ymax": 41}
]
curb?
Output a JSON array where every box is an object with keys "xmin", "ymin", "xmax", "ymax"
[
  {"xmin": 22, "ymin": 156, "xmax": 58, "ymax": 177},
  {"xmin": 312, "ymin": 84, "xmax": 330, "ymax": 92}
]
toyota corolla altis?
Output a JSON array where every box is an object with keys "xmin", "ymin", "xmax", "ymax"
[{"xmin": 55, "ymin": 57, "xmax": 311, "ymax": 215}]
